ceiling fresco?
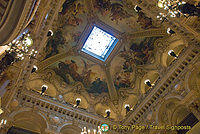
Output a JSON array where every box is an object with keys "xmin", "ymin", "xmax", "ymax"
[
  {"xmin": 27, "ymin": 0, "xmax": 169, "ymax": 120},
  {"xmin": 51, "ymin": 56, "xmax": 108, "ymax": 96},
  {"xmin": 111, "ymin": 37, "xmax": 160, "ymax": 91}
]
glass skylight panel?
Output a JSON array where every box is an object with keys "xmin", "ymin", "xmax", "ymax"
[{"xmin": 81, "ymin": 26, "xmax": 118, "ymax": 61}]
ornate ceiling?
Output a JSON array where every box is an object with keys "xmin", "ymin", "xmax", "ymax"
[
  {"xmin": 0, "ymin": 0, "xmax": 200, "ymax": 134},
  {"xmin": 24, "ymin": 0, "xmax": 189, "ymax": 121}
]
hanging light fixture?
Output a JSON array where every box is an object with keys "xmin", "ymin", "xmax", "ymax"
[
  {"xmin": 0, "ymin": 32, "xmax": 37, "ymax": 74},
  {"xmin": 81, "ymin": 127, "xmax": 100, "ymax": 134},
  {"xmin": 157, "ymin": 0, "xmax": 188, "ymax": 21},
  {"xmin": 7, "ymin": 33, "xmax": 35, "ymax": 60}
]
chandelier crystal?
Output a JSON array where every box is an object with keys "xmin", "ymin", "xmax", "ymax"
[
  {"xmin": 0, "ymin": 32, "xmax": 37, "ymax": 74},
  {"xmin": 6, "ymin": 33, "xmax": 36, "ymax": 60},
  {"xmin": 157, "ymin": 0, "xmax": 186, "ymax": 21}
]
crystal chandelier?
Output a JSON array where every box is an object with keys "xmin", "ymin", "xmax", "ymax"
[
  {"xmin": 157, "ymin": 0, "xmax": 186, "ymax": 21},
  {"xmin": 0, "ymin": 32, "xmax": 37, "ymax": 74},
  {"xmin": 6, "ymin": 33, "xmax": 37, "ymax": 60}
]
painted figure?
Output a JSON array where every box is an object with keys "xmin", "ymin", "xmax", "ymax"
[
  {"xmin": 94, "ymin": 0, "xmax": 131, "ymax": 23},
  {"xmin": 88, "ymin": 78, "xmax": 108, "ymax": 94},
  {"xmin": 137, "ymin": 12, "xmax": 155, "ymax": 29},
  {"xmin": 60, "ymin": 0, "xmax": 78, "ymax": 15},
  {"xmin": 110, "ymin": 3, "xmax": 131, "ymax": 24},
  {"xmin": 66, "ymin": 15, "xmax": 83, "ymax": 27},
  {"xmin": 59, "ymin": 0, "xmax": 84, "ymax": 27},
  {"xmin": 54, "ymin": 59, "xmax": 108, "ymax": 95},
  {"xmin": 129, "ymin": 37, "xmax": 155, "ymax": 65},
  {"xmin": 44, "ymin": 30, "xmax": 65, "ymax": 59},
  {"xmin": 114, "ymin": 73, "xmax": 131, "ymax": 90},
  {"xmin": 94, "ymin": 0, "xmax": 111, "ymax": 15},
  {"xmin": 72, "ymin": 32, "xmax": 81, "ymax": 42}
]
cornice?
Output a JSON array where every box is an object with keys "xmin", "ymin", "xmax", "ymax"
[
  {"xmin": 123, "ymin": 45, "xmax": 199, "ymax": 125},
  {"xmin": 17, "ymin": 89, "xmax": 119, "ymax": 128}
]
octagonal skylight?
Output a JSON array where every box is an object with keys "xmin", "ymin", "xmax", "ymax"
[{"xmin": 81, "ymin": 26, "xmax": 118, "ymax": 61}]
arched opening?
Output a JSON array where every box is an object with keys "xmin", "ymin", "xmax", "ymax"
[
  {"xmin": 94, "ymin": 103, "xmax": 116, "ymax": 119},
  {"xmin": 60, "ymin": 125, "xmax": 81, "ymax": 134},
  {"xmin": 188, "ymin": 62, "xmax": 200, "ymax": 93},
  {"xmin": 171, "ymin": 105, "xmax": 191, "ymax": 125},
  {"xmin": 157, "ymin": 98, "xmax": 181, "ymax": 125},
  {"xmin": 161, "ymin": 39, "xmax": 185, "ymax": 67},
  {"xmin": 121, "ymin": 95, "xmax": 138, "ymax": 118},
  {"xmin": 10, "ymin": 111, "xmax": 48, "ymax": 134},
  {"xmin": 141, "ymin": 71, "xmax": 159, "ymax": 94},
  {"xmin": 166, "ymin": 45, "xmax": 185, "ymax": 66},
  {"xmin": 25, "ymin": 79, "xmax": 57, "ymax": 97},
  {"xmin": 63, "ymin": 92, "xmax": 89, "ymax": 109}
]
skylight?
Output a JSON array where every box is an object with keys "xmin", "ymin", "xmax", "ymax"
[{"xmin": 81, "ymin": 26, "xmax": 118, "ymax": 61}]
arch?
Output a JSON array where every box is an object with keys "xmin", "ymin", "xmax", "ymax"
[
  {"xmin": 59, "ymin": 124, "xmax": 82, "ymax": 134},
  {"xmin": 156, "ymin": 97, "xmax": 181, "ymax": 125},
  {"xmin": 25, "ymin": 78, "xmax": 57, "ymax": 97},
  {"xmin": 166, "ymin": 45, "xmax": 185, "ymax": 66},
  {"xmin": 121, "ymin": 94, "xmax": 138, "ymax": 118},
  {"xmin": 63, "ymin": 92, "xmax": 89, "ymax": 109},
  {"xmin": 170, "ymin": 105, "xmax": 190, "ymax": 125},
  {"xmin": 94, "ymin": 103, "xmax": 115, "ymax": 118},
  {"xmin": 9, "ymin": 108, "xmax": 49, "ymax": 133},
  {"xmin": 186, "ymin": 61, "xmax": 200, "ymax": 93},
  {"xmin": 161, "ymin": 39, "xmax": 185, "ymax": 67},
  {"xmin": 140, "ymin": 70, "xmax": 159, "ymax": 94},
  {"xmin": 37, "ymin": 52, "xmax": 69, "ymax": 72}
]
